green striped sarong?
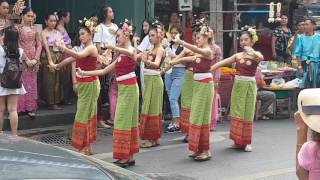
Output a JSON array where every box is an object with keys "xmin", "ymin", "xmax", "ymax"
[
  {"xmin": 188, "ymin": 79, "xmax": 214, "ymax": 152},
  {"xmin": 113, "ymin": 82, "xmax": 139, "ymax": 159},
  {"xmin": 71, "ymin": 80, "xmax": 100, "ymax": 150},
  {"xmin": 180, "ymin": 70, "xmax": 194, "ymax": 134},
  {"xmin": 140, "ymin": 75, "xmax": 164, "ymax": 141},
  {"xmin": 229, "ymin": 78, "xmax": 257, "ymax": 145}
]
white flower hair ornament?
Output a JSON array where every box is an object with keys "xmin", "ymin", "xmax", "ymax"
[
  {"xmin": 79, "ymin": 17, "xmax": 99, "ymax": 33},
  {"xmin": 152, "ymin": 20, "xmax": 164, "ymax": 37},
  {"xmin": 241, "ymin": 25, "xmax": 259, "ymax": 44},
  {"xmin": 193, "ymin": 18, "xmax": 214, "ymax": 38},
  {"xmin": 13, "ymin": 0, "xmax": 26, "ymax": 15}
]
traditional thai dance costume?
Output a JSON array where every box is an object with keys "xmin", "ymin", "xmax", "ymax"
[
  {"xmin": 16, "ymin": 25, "xmax": 42, "ymax": 112},
  {"xmin": 179, "ymin": 66, "xmax": 193, "ymax": 134},
  {"xmin": 294, "ymin": 33, "xmax": 320, "ymax": 88},
  {"xmin": 140, "ymin": 54, "xmax": 164, "ymax": 141},
  {"xmin": 60, "ymin": 31, "xmax": 73, "ymax": 103},
  {"xmin": 112, "ymin": 55, "xmax": 139, "ymax": 159},
  {"xmin": 188, "ymin": 58, "xmax": 214, "ymax": 153},
  {"xmin": 229, "ymin": 58, "xmax": 258, "ymax": 146},
  {"xmin": 40, "ymin": 30, "xmax": 63, "ymax": 106},
  {"xmin": 71, "ymin": 56, "xmax": 100, "ymax": 150}
]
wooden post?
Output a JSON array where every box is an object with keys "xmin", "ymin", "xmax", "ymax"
[
  {"xmin": 209, "ymin": 0, "xmax": 223, "ymax": 53},
  {"xmin": 233, "ymin": 0, "xmax": 238, "ymax": 54}
]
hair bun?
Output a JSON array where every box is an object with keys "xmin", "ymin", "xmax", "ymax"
[{"xmin": 241, "ymin": 25, "xmax": 259, "ymax": 43}]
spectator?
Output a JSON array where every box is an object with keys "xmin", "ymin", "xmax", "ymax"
[
  {"xmin": 17, "ymin": 7, "xmax": 42, "ymax": 118},
  {"xmin": 272, "ymin": 14, "xmax": 292, "ymax": 64},
  {"xmin": 0, "ymin": 27, "xmax": 27, "ymax": 136},
  {"xmin": 255, "ymin": 68, "xmax": 276, "ymax": 120},
  {"xmin": 57, "ymin": 10, "xmax": 73, "ymax": 105},
  {"xmin": 296, "ymin": 89, "xmax": 320, "ymax": 180},
  {"xmin": 40, "ymin": 12, "xmax": 64, "ymax": 110}
]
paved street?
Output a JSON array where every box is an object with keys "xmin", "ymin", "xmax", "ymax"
[{"xmin": 19, "ymin": 118, "xmax": 298, "ymax": 180}]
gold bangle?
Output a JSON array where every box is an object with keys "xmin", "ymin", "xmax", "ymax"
[{"xmin": 61, "ymin": 47, "xmax": 66, "ymax": 53}]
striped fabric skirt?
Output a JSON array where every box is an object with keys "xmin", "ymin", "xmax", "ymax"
[
  {"xmin": 113, "ymin": 79, "xmax": 139, "ymax": 159},
  {"xmin": 229, "ymin": 78, "xmax": 257, "ymax": 145},
  {"xmin": 71, "ymin": 80, "xmax": 100, "ymax": 150},
  {"xmin": 140, "ymin": 75, "xmax": 164, "ymax": 141},
  {"xmin": 179, "ymin": 70, "xmax": 194, "ymax": 134},
  {"xmin": 188, "ymin": 79, "xmax": 214, "ymax": 153}
]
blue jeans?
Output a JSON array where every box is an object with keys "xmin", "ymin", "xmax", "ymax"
[{"xmin": 164, "ymin": 67, "xmax": 185, "ymax": 118}]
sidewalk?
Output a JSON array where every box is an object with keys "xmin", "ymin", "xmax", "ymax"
[{"xmin": 3, "ymin": 104, "xmax": 110, "ymax": 131}]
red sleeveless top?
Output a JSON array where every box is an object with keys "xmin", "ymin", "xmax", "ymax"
[
  {"xmin": 192, "ymin": 58, "xmax": 212, "ymax": 73},
  {"xmin": 115, "ymin": 55, "xmax": 136, "ymax": 77},
  {"xmin": 76, "ymin": 56, "xmax": 97, "ymax": 82},
  {"xmin": 235, "ymin": 58, "xmax": 259, "ymax": 77},
  {"xmin": 144, "ymin": 54, "xmax": 163, "ymax": 70}
]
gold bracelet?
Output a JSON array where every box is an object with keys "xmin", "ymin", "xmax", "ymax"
[{"xmin": 61, "ymin": 47, "xmax": 66, "ymax": 53}]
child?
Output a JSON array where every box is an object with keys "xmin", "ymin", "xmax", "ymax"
[{"xmin": 296, "ymin": 88, "xmax": 320, "ymax": 180}]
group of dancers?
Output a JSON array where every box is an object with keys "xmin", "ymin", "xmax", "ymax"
[{"xmin": 44, "ymin": 8, "xmax": 263, "ymax": 168}]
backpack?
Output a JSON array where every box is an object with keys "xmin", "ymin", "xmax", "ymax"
[{"xmin": 1, "ymin": 47, "xmax": 23, "ymax": 89}]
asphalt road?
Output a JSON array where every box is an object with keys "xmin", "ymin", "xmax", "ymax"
[{"xmin": 20, "ymin": 118, "xmax": 298, "ymax": 180}]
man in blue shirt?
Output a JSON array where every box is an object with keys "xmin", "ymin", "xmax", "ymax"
[{"xmin": 293, "ymin": 18, "xmax": 320, "ymax": 88}]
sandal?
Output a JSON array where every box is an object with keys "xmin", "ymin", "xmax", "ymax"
[
  {"xmin": 106, "ymin": 120, "xmax": 114, "ymax": 126},
  {"xmin": 194, "ymin": 152, "xmax": 211, "ymax": 161},
  {"xmin": 140, "ymin": 141, "xmax": 153, "ymax": 148},
  {"xmin": 98, "ymin": 121, "xmax": 111, "ymax": 129},
  {"xmin": 27, "ymin": 112, "xmax": 36, "ymax": 119},
  {"xmin": 188, "ymin": 152, "xmax": 201, "ymax": 158},
  {"xmin": 244, "ymin": 144, "xmax": 253, "ymax": 152},
  {"xmin": 152, "ymin": 140, "xmax": 160, "ymax": 147},
  {"xmin": 260, "ymin": 116, "xmax": 270, "ymax": 120},
  {"xmin": 114, "ymin": 160, "xmax": 135, "ymax": 166},
  {"xmin": 230, "ymin": 143, "xmax": 245, "ymax": 149},
  {"xmin": 116, "ymin": 161, "xmax": 130, "ymax": 168}
]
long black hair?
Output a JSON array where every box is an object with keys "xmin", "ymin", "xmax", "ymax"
[
  {"xmin": 3, "ymin": 26, "xmax": 19, "ymax": 58},
  {"xmin": 57, "ymin": 10, "xmax": 70, "ymax": 22},
  {"xmin": 21, "ymin": 7, "xmax": 33, "ymax": 16},
  {"xmin": 0, "ymin": 0, "xmax": 8, "ymax": 6},
  {"xmin": 43, "ymin": 12, "xmax": 58, "ymax": 29},
  {"xmin": 98, "ymin": 6, "xmax": 113, "ymax": 23},
  {"xmin": 140, "ymin": 18, "xmax": 153, "ymax": 40}
]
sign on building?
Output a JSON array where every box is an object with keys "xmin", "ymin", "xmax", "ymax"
[{"xmin": 179, "ymin": 0, "xmax": 192, "ymax": 11}]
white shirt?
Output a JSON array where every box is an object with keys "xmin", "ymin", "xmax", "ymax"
[
  {"xmin": 137, "ymin": 35, "xmax": 153, "ymax": 52},
  {"xmin": 93, "ymin": 23, "xmax": 118, "ymax": 47},
  {"xmin": 0, "ymin": 47, "xmax": 23, "ymax": 73}
]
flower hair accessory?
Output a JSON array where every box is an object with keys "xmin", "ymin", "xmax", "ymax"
[
  {"xmin": 13, "ymin": 0, "xmax": 26, "ymax": 15},
  {"xmin": 120, "ymin": 19, "xmax": 134, "ymax": 36},
  {"xmin": 241, "ymin": 25, "xmax": 259, "ymax": 44},
  {"xmin": 79, "ymin": 17, "xmax": 99, "ymax": 33},
  {"xmin": 193, "ymin": 18, "xmax": 214, "ymax": 38},
  {"xmin": 152, "ymin": 20, "xmax": 161, "ymax": 31}
]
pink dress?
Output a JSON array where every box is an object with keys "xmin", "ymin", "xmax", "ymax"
[
  {"xmin": 16, "ymin": 25, "xmax": 42, "ymax": 112},
  {"xmin": 298, "ymin": 141, "xmax": 320, "ymax": 180},
  {"xmin": 211, "ymin": 44, "xmax": 222, "ymax": 130}
]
